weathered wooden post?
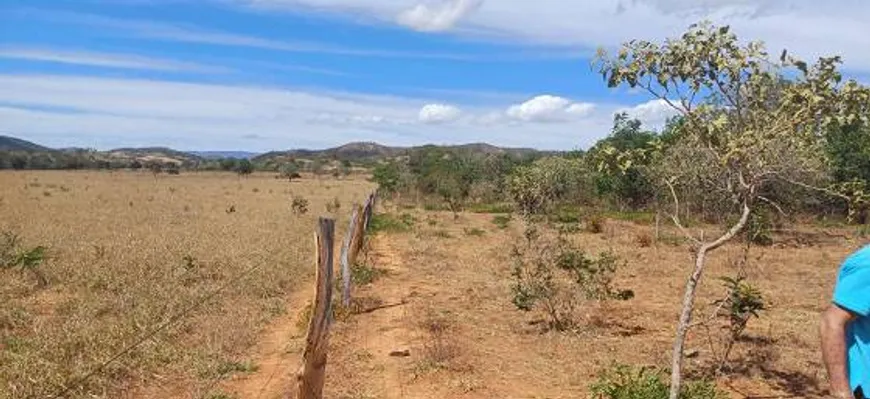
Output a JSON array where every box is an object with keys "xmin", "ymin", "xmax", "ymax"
[
  {"xmin": 362, "ymin": 193, "xmax": 376, "ymax": 231},
  {"xmin": 296, "ymin": 218, "xmax": 335, "ymax": 399},
  {"xmin": 339, "ymin": 207, "xmax": 361, "ymax": 307}
]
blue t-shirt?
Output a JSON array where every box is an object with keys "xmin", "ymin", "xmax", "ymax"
[{"xmin": 833, "ymin": 245, "xmax": 870, "ymax": 390}]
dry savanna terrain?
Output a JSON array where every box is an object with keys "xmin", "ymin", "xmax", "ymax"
[
  {"xmin": 0, "ymin": 170, "xmax": 860, "ymax": 399},
  {"xmin": 0, "ymin": 170, "xmax": 374, "ymax": 399}
]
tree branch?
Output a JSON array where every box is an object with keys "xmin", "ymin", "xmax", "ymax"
[
  {"xmin": 705, "ymin": 201, "xmax": 752, "ymax": 253},
  {"xmin": 757, "ymin": 195, "xmax": 787, "ymax": 217},
  {"xmin": 665, "ymin": 178, "xmax": 701, "ymax": 246}
]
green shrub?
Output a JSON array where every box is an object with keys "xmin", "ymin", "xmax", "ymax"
[
  {"xmin": 745, "ymin": 210, "xmax": 774, "ymax": 246},
  {"xmin": 589, "ymin": 364, "xmax": 724, "ymax": 399},
  {"xmin": 511, "ymin": 227, "xmax": 632, "ymax": 331},
  {"xmin": 351, "ymin": 263, "xmax": 387, "ymax": 285},
  {"xmin": 550, "ymin": 206, "xmax": 582, "ymax": 224},
  {"xmin": 369, "ymin": 213, "xmax": 416, "ymax": 234}
]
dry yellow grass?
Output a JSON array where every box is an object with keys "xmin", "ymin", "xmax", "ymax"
[{"xmin": 0, "ymin": 171, "xmax": 374, "ymax": 399}]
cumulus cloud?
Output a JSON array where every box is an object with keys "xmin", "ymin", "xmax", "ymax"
[
  {"xmin": 419, "ymin": 103, "xmax": 462, "ymax": 124},
  {"xmin": 620, "ymin": 99, "xmax": 680, "ymax": 128},
  {"xmin": 505, "ymin": 95, "xmax": 596, "ymax": 123},
  {"xmin": 0, "ymin": 73, "xmax": 680, "ymax": 151},
  {"xmin": 397, "ymin": 0, "xmax": 483, "ymax": 32}
]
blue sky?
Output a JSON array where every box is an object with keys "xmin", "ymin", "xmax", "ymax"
[{"xmin": 1, "ymin": 0, "xmax": 869, "ymax": 151}]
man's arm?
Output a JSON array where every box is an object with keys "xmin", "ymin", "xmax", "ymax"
[{"xmin": 821, "ymin": 304, "xmax": 858, "ymax": 398}]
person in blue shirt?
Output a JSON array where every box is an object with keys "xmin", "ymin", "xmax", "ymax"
[{"xmin": 822, "ymin": 245, "xmax": 870, "ymax": 399}]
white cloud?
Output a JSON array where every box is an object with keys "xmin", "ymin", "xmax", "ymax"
[
  {"xmin": 619, "ymin": 99, "xmax": 679, "ymax": 129},
  {"xmin": 220, "ymin": 0, "xmax": 870, "ymax": 72},
  {"xmin": 506, "ymin": 95, "xmax": 596, "ymax": 123},
  {"xmin": 397, "ymin": 0, "xmax": 482, "ymax": 32},
  {"xmin": 22, "ymin": 10, "xmax": 528, "ymax": 62},
  {"xmin": 418, "ymin": 103, "xmax": 462, "ymax": 124},
  {"xmin": 0, "ymin": 47, "xmax": 228, "ymax": 73},
  {"xmin": 0, "ymin": 74, "xmax": 646, "ymax": 151}
]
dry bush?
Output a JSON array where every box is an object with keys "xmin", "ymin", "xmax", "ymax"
[
  {"xmin": 415, "ymin": 308, "xmax": 462, "ymax": 372},
  {"xmin": 0, "ymin": 171, "xmax": 374, "ymax": 399},
  {"xmin": 635, "ymin": 233, "xmax": 653, "ymax": 248}
]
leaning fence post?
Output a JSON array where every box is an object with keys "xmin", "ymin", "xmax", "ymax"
[
  {"xmin": 339, "ymin": 207, "xmax": 361, "ymax": 307},
  {"xmin": 296, "ymin": 218, "xmax": 335, "ymax": 399},
  {"xmin": 362, "ymin": 193, "xmax": 375, "ymax": 231}
]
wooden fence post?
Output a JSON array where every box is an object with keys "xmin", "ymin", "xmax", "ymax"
[
  {"xmin": 296, "ymin": 218, "xmax": 335, "ymax": 399},
  {"xmin": 362, "ymin": 193, "xmax": 376, "ymax": 231},
  {"xmin": 339, "ymin": 207, "xmax": 361, "ymax": 307}
]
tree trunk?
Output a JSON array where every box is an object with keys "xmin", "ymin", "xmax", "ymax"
[{"xmin": 668, "ymin": 202, "xmax": 751, "ymax": 399}]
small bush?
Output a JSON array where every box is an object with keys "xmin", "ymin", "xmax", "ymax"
[
  {"xmin": 492, "ymin": 215, "xmax": 512, "ymax": 229},
  {"xmin": 510, "ymin": 227, "xmax": 632, "ymax": 331},
  {"xmin": 351, "ymin": 263, "xmax": 387, "ymax": 286},
  {"xmin": 430, "ymin": 230, "xmax": 453, "ymax": 239},
  {"xmin": 291, "ymin": 196, "xmax": 309, "ymax": 215},
  {"xmin": 0, "ymin": 232, "xmax": 49, "ymax": 287},
  {"xmin": 326, "ymin": 197, "xmax": 341, "ymax": 213},
  {"xmin": 589, "ymin": 364, "xmax": 724, "ymax": 399},
  {"xmin": 586, "ymin": 216, "xmax": 605, "ymax": 234},
  {"xmin": 710, "ymin": 275, "xmax": 767, "ymax": 368},
  {"xmin": 636, "ymin": 233, "xmax": 653, "ymax": 248},
  {"xmin": 557, "ymin": 223, "xmax": 581, "ymax": 235},
  {"xmin": 417, "ymin": 309, "xmax": 460, "ymax": 371}
]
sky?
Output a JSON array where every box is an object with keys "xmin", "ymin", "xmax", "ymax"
[{"xmin": 1, "ymin": 0, "xmax": 869, "ymax": 151}]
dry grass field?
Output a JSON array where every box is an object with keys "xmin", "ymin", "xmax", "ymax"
[
  {"xmin": 0, "ymin": 171, "xmax": 374, "ymax": 399},
  {"xmin": 323, "ymin": 207, "xmax": 859, "ymax": 399},
  {"xmin": 1, "ymin": 170, "xmax": 862, "ymax": 399}
]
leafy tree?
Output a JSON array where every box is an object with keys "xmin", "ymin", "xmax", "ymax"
[
  {"xmin": 589, "ymin": 113, "xmax": 658, "ymax": 209},
  {"xmin": 235, "ymin": 159, "xmax": 254, "ymax": 176},
  {"xmin": 219, "ymin": 158, "xmax": 238, "ymax": 172},
  {"xmin": 596, "ymin": 21, "xmax": 870, "ymax": 397},
  {"xmin": 279, "ymin": 162, "xmax": 301, "ymax": 182},
  {"xmin": 371, "ymin": 161, "xmax": 406, "ymax": 195},
  {"xmin": 10, "ymin": 155, "xmax": 27, "ymax": 170},
  {"xmin": 508, "ymin": 157, "xmax": 589, "ymax": 216}
]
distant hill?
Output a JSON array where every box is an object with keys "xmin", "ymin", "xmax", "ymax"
[
  {"xmin": 254, "ymin": 141, "xmax": 544, "ymax": 164},
  {"xmin": 191, "ymin": 151, "xmax": 259, "ymax": 160},
  {"xmin": 107, "ymin": 147, "xmax": 203, "ymax": 165},
  {"xmin": 0, "ymin": 135, "xmax": 54, "ymax": 152},
  {"xmin": 0, "ymin": 134, "xmax": 550, "ymax": 170}
]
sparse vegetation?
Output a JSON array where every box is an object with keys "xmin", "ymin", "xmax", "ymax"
[
  {"xmin": 510, "ymin": 226, "xmax": 633, "ymax": 331},
  {"xmin": 368, "ymin": 212, "xmax": 416, "ymax": 234},
  {"xmin": 491, "ymin": 214, "xmax": 512, "ymax": 229},
  {"xmin": 590, "ymin": 365, "xmax": 724, "ymax": 399}
]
